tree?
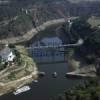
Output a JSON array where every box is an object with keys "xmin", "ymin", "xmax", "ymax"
[
  {"xmin": 71, "ymin": 17, "xmax": 92, "ymax": 39},
  {"xmin": 90, "ymin": 90, "xmax": 99, "ymax": 100},
  {"xmin": 8, "ymin": 44, "xmax": 15, "ymax": 48},
  {"xmin": 87, "ymin": 29, "xmax": 100, "ymax": 45}
]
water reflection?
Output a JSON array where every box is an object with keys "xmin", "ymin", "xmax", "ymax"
[{"xmin": 30, "ymin": 37, "xmax": 65, "ymax": 63}]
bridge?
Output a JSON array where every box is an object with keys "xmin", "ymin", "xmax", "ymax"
[
  {"xmin": 22, "ymin": 38, "xmax": 84, "ymax": 50},
  {"xmin": 14, "ymin": 38, "xmax": 84, "ymax": 64},
  {"xmin": 10, "ymin": 16, "xmax": 83, "ymax": 63}
]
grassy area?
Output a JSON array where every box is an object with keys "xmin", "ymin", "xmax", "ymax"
[
  {"xmin": 52, "ymin": 78, "xmax": 100, "ymax": 100},
  {"xmin": 0, "ymin": 45, "xmax": 37, "ymax": 83},
  {"xmin": 88, "ymin": 17, "xmax": 100, "ymax": 27},
  {"xmin": 0, "ymin": 13, "xmax": 33, "ymax": 39},
  {"xmin": 16, "ymin": 45, "xmax": 36, "ymax": 69}
]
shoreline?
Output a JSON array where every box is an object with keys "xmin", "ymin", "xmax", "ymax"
[
  {"xmin": 0, "ymin": 67, "xmax": 38, "ymax": 96},
  {"xmin": 66, "ymin": 70, "xmax": 96, "ymax": 78},
  {"xmin": 0, "ymin": 16, "xmax": 97, "ymax": 97},
  {"xmin": 0, "ymin": 17, "xmax": 77, "ymax": 44},
  {"xmin": 0, "ymin": 45, "xmax": 38, "ymax": 96}
]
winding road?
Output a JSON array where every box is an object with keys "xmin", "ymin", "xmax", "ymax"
[{"xmin": 0, "ymin": 17, "xmax": 77, "ymax": 44}]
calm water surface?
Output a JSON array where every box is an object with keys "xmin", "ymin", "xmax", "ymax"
[
  {"xmin": 0, "ymin": 37, "xmax": 83, "ymax": 100},
  {"xmin": 0, "ymin": 63, "xmax": 82, "ymax": 100}
]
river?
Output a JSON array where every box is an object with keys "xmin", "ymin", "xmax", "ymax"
[
  {"xmin": 0, "ymin": 62, "xmax": 82, "ymax": 100},
  {"xmin": 0, "ymin": 26, "xmax": 83, "ymax": 100}
]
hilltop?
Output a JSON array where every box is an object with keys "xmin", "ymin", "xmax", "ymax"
[{"xmin": 0, "ymin": 0, "xmax": 100, "ymax": 39}]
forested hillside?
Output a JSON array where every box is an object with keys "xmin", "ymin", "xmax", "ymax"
[
  {"xmin": 0, "ymin": 0, "xmax": 100, "ymax": 20},
  {"xmin": 0, "ymin": 0, "xmax": 100, "ymax": 39}
]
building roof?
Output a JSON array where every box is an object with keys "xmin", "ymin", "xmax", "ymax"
[{"xmin": 0, "ymin": 47, "xmax": 12, "ymax": 57}]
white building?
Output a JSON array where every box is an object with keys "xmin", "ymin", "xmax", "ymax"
[{"xmin": 0, "ymin": 46, "xmax": 15, "ymax": 62}]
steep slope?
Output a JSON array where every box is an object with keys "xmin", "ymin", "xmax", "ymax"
[{"xmin": 0, "ymin": 0, "xmax": 100, "ymax": 39}]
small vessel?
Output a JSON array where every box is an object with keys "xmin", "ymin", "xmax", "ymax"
[
  {"xmin": 13, "ymin": 86, "xmax": 31, "ymax": 95},
  {"xmin": 33, "ymin": 80, "xmax": 38, "ymax": 83},
  {"xmin": 52, "ymin": 72, "xmax": 58, "ymax": 78}
]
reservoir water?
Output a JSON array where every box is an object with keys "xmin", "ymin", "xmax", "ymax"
[{"xmin": 0, "ymin": 28, "xmax": 83, "ymax": 100}]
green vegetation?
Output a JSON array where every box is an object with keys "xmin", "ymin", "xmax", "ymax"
[
  {"xmin": 61, "ymin": 17, "xmax": 93, "ymax": 44},
  {"xmin": 0, "ymin": 56, "xmax": 7, "ymax": 71},
  {"xmin": 88, "ymin": 17, "xmax": 100, "ymax": 27},
  {"xmin": 0, "ymin": 63, "xmax": 7, "ymax": 71},
  {"xmin": 8, "ymin": 72, "xmax": 16, "ymax": 81},
  {"xmin": 86, "ymin": 29, "xmax": 100, "ymax": 44},
  {"xmin": 51, "ymin": 78, "xmax": 100, "ymax": 100},
  {"xmin": 0, "ymin": 45, "xmax": 22, "ymax": 71},
  {"xmin": 8, "ymin": 44, "xmax": 15, "ymax": 48},
  {"xmin": 0, "ymin": 45, "xmax": 37, "ymax": 83},
  {"xmin": 0, "ymin": 13, "xmax": 33, "ymax": 39},
  {"xmin": 14, "ymin": 49, "xmax": 22, "ymax": 65},
  {"xmin": 62, "ymin": 17, "xmax": 100, "ymax": 65},
  {"xmin": 52, "ymin": 17, "xmax": 100, "ymax": 100},
  {"xmin": 0, "ymin": 0, "xmax": 100, "ymax": 39},
  {"xmin": 71, "ymin": 17, "xmax": 92, "ymax": 39}
]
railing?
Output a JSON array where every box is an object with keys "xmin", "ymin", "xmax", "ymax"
[{"xmin": 23, "ymin": 38, "xmax": 84, "ymax": 50}]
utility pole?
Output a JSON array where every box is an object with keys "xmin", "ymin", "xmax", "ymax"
[{"xmin": 32, "ymin": 5, "xmax": 39, "ymax": 31}]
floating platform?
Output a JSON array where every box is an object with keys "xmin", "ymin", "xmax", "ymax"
[
  {"xmin": 33, "ymin": 80, "xmax": 38, "ymax": 83},
  {"xmin": 52, "ymin": 72, "xmax": 58, "ymax": 78}
]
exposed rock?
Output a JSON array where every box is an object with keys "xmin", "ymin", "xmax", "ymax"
[{"xmin": 68, "ymin": 59, "xmax": 80, "ymax": 71}]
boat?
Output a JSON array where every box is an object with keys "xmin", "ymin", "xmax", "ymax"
[
  {"xmin": 13, "ymin": 86, "xmax": 31, "ymax": 95},
  {"xmin": 52, "ymin": 72, "xmax": 58, "ymax": 78},
  {"xmin": 33, "ymin": 80, "xmax": 38, "ymax": 83}
]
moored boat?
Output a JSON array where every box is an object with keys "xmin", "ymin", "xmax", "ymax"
[
  {"xmin": 13, "ymin": 86, "xmax": 31, "ymax": 95},
  {"xmin": 33, "ymin": 80, "xmax": 38, "ymax": 83},
  {"xmin": 52, "ymin": 72, "xmax": 58, "ymax": 78}
]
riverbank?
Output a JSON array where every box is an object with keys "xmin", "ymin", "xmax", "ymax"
[
  {"xmin": 66, "ymin": 58, "xmax": 97, "ymax": 78},
  {"xmin": 0, "ymin": 45, "xmax": 38, "ymax": 96},
  {"xmin": 66, "ymin": 68, "xmax": 96, "ymax": 78},
  {"xmin": 0, "ymin": 17, "xmax": 77, "ymax": 44},
  {"xmin": 64, "ymin": 49, "xmax": 97, "ymax": 78}
]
